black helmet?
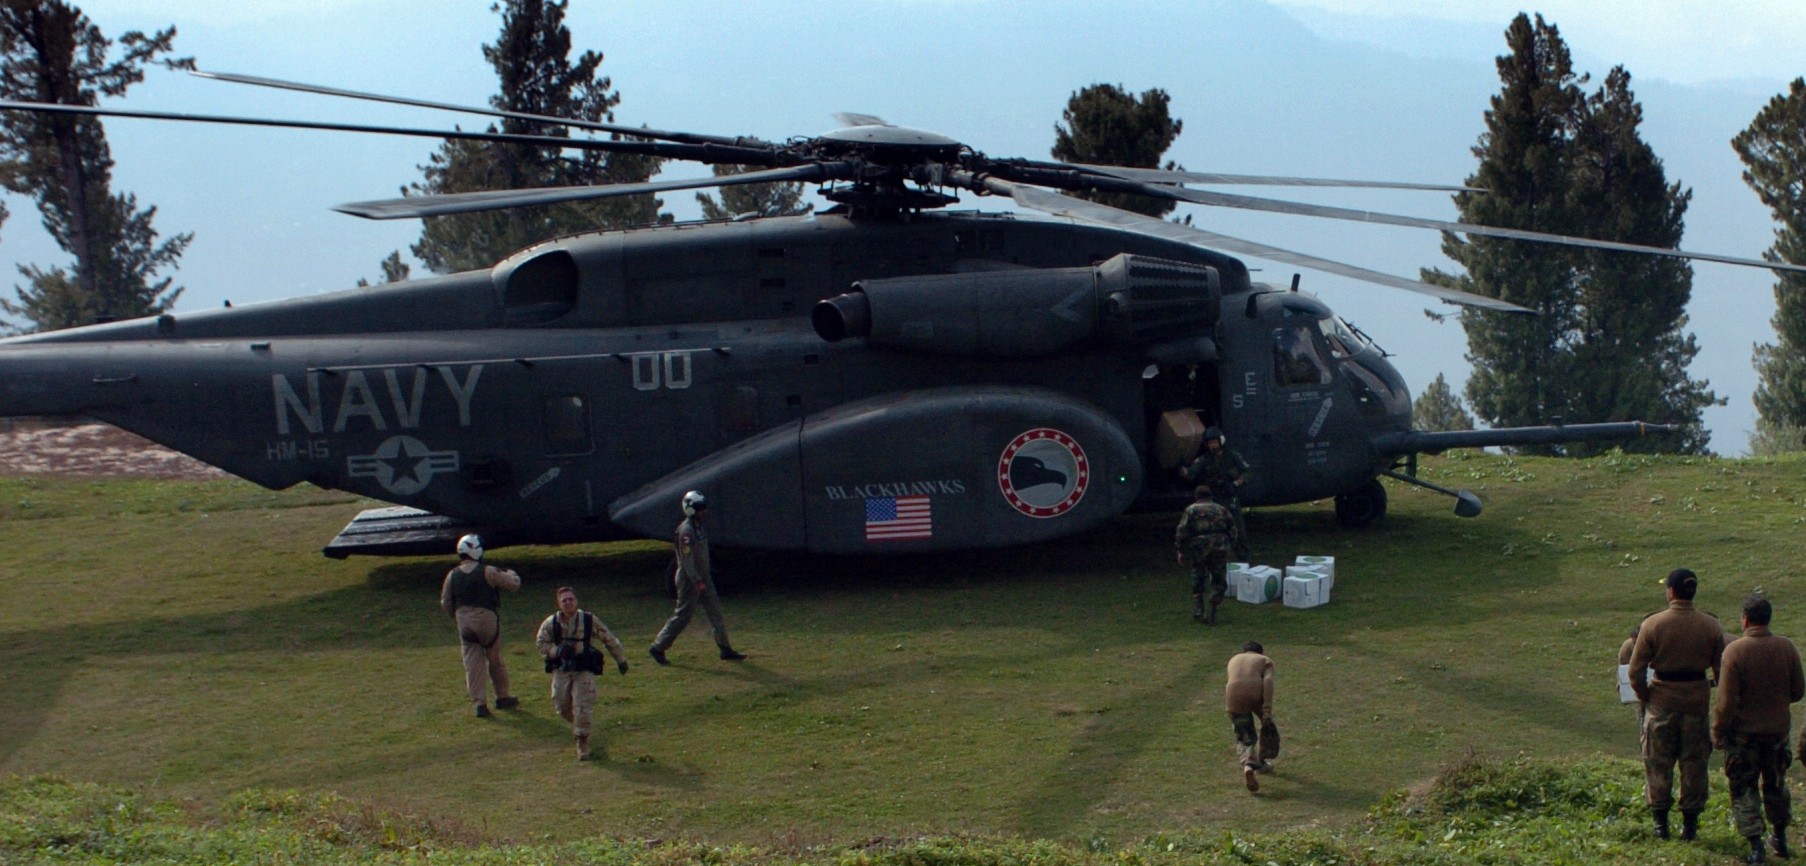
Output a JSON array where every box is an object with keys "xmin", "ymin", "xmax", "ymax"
[{"xmin": 1203, "ymin": 426, "xmax": 1224, "ymax": 441}]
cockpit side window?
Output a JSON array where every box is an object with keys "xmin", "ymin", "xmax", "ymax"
[
  {"xmin": 1274, "ymin": 326, "xmax": 1331, "ymax": 387},
  {"xmin": 1315, "ymin": 315, "xmax": 1370, "ymax": 359}
]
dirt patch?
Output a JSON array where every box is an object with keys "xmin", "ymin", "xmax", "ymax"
[{"xmin": 0, "ymin": 420, "xmax": 228, "ymax": 480}]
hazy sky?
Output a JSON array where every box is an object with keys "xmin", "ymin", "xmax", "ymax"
[{"xmin": 5, "ymin": 0, "xmax": 1803, "ymax": 453}]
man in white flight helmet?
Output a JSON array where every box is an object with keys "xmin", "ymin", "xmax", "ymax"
[
  {"xmin": 649, "ymin": 490, "xmax": 746, "ymax": 665},
  {"xmin": 440, "ymin": 533, "xmax": 522, "ymax": 717}
]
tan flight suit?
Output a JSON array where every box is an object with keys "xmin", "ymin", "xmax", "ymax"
[
  {"xmin": 1225, "ymin": 650, "xmax": 1276, "ymax": 770},
  {"xmin": 1629, "ymin": 599, "xmax": 1726, "ymax": 815},
  {"xmin": 1713, "ymin": 625, "xmax": 1805, "ymax": 842},
  {"xmin": 440, "ymin": 560, "xmax": 521, "ymax": 710},
  {"xmin": 652, "ymin": 515, "xmax": 733, "ymax": 653},
  {"xmin": 535, "ymin": 609, "xmax": 628, "ymax": 741}
]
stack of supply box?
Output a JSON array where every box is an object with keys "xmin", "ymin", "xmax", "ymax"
[{"xmin": 1282, "ymin": 556, "xmax": 1334, "ymax": 609}]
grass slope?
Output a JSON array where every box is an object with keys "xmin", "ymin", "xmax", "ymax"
[{"xmin": 1, "ymin": 451, "xmax": 1803, "ymax": 849}]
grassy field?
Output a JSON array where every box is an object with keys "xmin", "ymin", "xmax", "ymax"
[{"xmin": 2, "ymin": 450, "xmax": 1804, "ymax": 851}]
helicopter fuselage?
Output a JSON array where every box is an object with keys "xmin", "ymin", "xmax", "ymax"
[{"xmin": 0, "ymin": 210, "xmax": 1424, "ymax": 555}]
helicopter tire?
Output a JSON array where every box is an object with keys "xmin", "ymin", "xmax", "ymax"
[{"xmin": 1334, "ymin": 479, "xmax": 1387, "ymax": 528}]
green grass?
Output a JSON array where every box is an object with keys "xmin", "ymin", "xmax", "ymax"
[
  {"xmin": 2, "ymin": 451, "xmax": 1804, "ymax": 853},
  {"xmin": 0, "ymin": 756, "xmax": 1773, "ymax": 864}
]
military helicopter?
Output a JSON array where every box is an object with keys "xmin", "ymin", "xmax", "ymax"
[{"xmin": 2, "ymin": 72, "xmax": 1799, "ymax": 558}]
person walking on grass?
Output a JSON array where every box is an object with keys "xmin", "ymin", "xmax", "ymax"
[
  {"xmin": 1225, "ymin": 640, "xmax": 1277, "ymax": 794},
  {"xmin": 440, "ymin": 534, "xmax": 521, "ymax": 718}
]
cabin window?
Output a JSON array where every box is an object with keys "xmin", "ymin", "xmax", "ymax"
[
  {"xmin": 543, "ymin": 394, "xmax": 592, "ymax": 455},
  {"xmin": 1273, "ymin": 326, "xmax": 1331, "ymax": 387}
]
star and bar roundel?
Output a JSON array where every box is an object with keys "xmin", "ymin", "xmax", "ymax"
[{"xmin": 997, "ymin": 428, "xmax": 1089, "ymax": 518}]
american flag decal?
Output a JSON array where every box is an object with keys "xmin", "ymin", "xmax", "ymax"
[{"xmin": 865, "ymin": 495, "xmax": 932, "ymax": 541}]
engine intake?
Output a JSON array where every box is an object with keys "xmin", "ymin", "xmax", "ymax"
[{"xmin": 812, "ymin": 253, "xmax": 1218, "ymax": 357}]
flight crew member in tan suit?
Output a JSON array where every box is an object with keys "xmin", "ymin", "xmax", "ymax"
[
  {"xmin": 536, "ymin": 586, "xmax": 629, "ymax": 761},
  {"xmin": 1225, "ymin": 640, "xmax": 1276, "ymax": 794},
  {"xmin": 440, "ymin": 533, "xmax": 522, "ymax": 717},
  {"xmin": 1629, "ymin": 568, "xmax": 1727, "ymax": 842},
  {"xmin": 649, "ymin": 490, "xmax": 746, "ymax": 665},
  {"xmin": 1712, "ymin": 595, "xmax": 1804, "ymax": 865}
]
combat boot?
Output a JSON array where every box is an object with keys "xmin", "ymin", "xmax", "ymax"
[
  {"xmin": 495, "ymin": 696, "xmax": 520, "ymax": 710},
  {"xmin": 1205, "ymin": 602, "xmax": 1219, "ymax": 626},
  {"xmin": 649, "ymin": 645, "xmax": 670, "ymax": 666},
  {"xmin": 474, "ymin": 703, "xmax": 491, "ymax": 718},
  {"xmin": 1772, "ymin": 830, "xmax": 1790, "ymax": 859},
  {"xmin": 1652, "ymin": 808, "xmax": 1670, "ymax": 840},
  {"xmin": 1681, "ymin": 810, "xmax": 1701, "ymax": 841},
  {"xmin": 576, "ymin": 734, "xmax": 591, "ymax": 762},
  {"xmin": 720, "ymin": 647, "xmax": 746, "ymax": 661},
  {"xmin": 1748, "ymin": 835, "xmax": 1769, "ymax": 864},
  {"xmin": 1191, "ymin": 594, "xmax": 1205, "ymax": 621}
]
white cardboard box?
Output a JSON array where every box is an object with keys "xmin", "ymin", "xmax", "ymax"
[
  {"xmin": 1616, "ymin": 664, "xmax": 1638, "ymax": 704},
  {"xmin": 1293, "ymin": 556, "xmax": 1336, "ymax": 593},
  {"xmin": 1237, "ymin": 566, "xmax": 1282, "ymax": 604},
  {"xmin": 1283, "ymin": 574, "xmax": 1330, "ymax": 609},
  {"xmin": 1285, "ymin": 564, "xmax": 1335, "ymax": 595}
]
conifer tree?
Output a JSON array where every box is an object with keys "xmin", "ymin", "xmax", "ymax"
[
  {"xmin": 410, "ymin": 0, "xmax": 663, "ymax": 274},
  {"xmin": 1051, "ymin": 84, "xmax": 1182, "ymax": 218},
  {"xmin": 1426, "ymin": 14, "xmax": 1711, "ymax": 453},
  {"xmin": 1411, "ymin": 373, "xmax": 1475, "ymax": 432},
  {"xmin": 0, "ymin": 2, "xmax": 191, "ymax": 333},
  {"xmin": 696, "ymin": 163, "xmax": 811, "ymax": 220},
  {"xmin": 1733, "ymin": 77, "xmax": 1806, "ymax": 448},
  {"xmin": 1561, "ymin": 67, "xmax": 1716, "ymax": 455}
]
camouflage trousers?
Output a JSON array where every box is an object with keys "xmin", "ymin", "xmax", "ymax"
[
  {"xmin": 1724, "ymin": 732, "xmax": 1792, "ymax": 839},
  {"xmin": 550, "ymin": 670, "xmax": 598, "ymax": 737},
  {"xmin": 1187, "ymin": 548, "xmax": 1228, "ymax": 604},
  {"xmin": 1642, "ymin": 706, "xmax": 1712, "ymax": 812},
  {"xmin": 1230, "ymin": 712, "xmax": 1262, "ymax": 769}
]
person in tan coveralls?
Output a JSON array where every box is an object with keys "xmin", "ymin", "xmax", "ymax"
[
  {"xmin": 440, "ymin": 534, "xmax": 521, "ymax": 717},
  {"xmin": 1712, "ymin": 594, "xmax": 1804, "ymax": 865},
  {"xmin": 536, "ymin": 586, "xmax": 629, "ymax": 761},
  {"xmin": 649, "ymin": 491, "xmax": 745, "ymax": 665},
  {"xmin": 1629, "ymin": 568, "xmax": 1726, "ymax": 842},
  {"xmin": 1225, "ymin": 640, "xmax": 1276, "ymax": 794}
]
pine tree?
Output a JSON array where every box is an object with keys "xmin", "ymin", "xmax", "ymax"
[
  {"xmin": 1733, "ymin": 78, "xmax": 1806, "ymax": 443},
  {"xmin": 1426, "ymin": 15, "xmax": 1711, "ymax": 454},
  {"xmin": 1411, "ymin": 373, "xmax": 1475, "ymax": 432},
  {"xmin": 409, "ymin": 0, "xmax": 664, "ymax": 275},
  {"xmin": 1562, "ymin": 67, "xmax": 1716, "ymax": 455},
  {"xmin": 1051, "ymin": 84, "xmax": 1182, "ymax": 218},
  {"xmin": 695, "ymin": 163, "xmax": 811, "ymax": 220},
  {"xmin": 355, "ymin": 250, "xmax": 411, "ymax": 287},
  {"xmin": 0, "ymin": 2, "xmax": 191, "ymax": 333}
]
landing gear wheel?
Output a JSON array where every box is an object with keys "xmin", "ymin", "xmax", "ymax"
[{"xmin": 1335, "ymin": 479, "xmax": 1387, "ymax": 528}]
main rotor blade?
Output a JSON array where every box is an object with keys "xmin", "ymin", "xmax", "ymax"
[
  {"xmin": 0, "ymin": 100, "xmax": 781, "ymax": 165},
  {"xmin": 985, "ymin": 179, "xmax": 1533, "ymax": 313},
  {"xmin": 1151, "ymin": 184, "xmax": 1806, "ymax": 276},
  {"xmin": 336, "ymin": 163, "xmax": 843, "ymax": 220},
  {"xmin": 1068, "ymin": 162, "xmax": 1482, "ymax": 193},
  {"xmin": 192, "ymin": 69, "xmax": 770, "ymax": 149}
]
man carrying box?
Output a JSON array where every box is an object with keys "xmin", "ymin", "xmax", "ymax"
[{"xmin": 1225, "ymin": 640, "xmax": 1277, "ymax": 793}]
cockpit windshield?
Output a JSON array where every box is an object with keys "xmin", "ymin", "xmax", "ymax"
[{"xmin": 1316, "ymin": 315, "xmax": 1371, "ymax": 359}]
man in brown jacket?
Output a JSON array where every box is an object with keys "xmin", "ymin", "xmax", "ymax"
[
  {"xmin": 1225, "ymin": 640, "xmax": 1275, "ymax": 794},
  {"xmin": 1629, "ymin": 568, "xmax": 1727, "ymax": 842},
  {"xmin": 1713, "ymin": 595, "xmax": 1804, "ymax": 865}
]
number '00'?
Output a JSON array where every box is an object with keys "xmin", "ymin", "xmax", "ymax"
[{"xmin": 631, "ymin": 351, "xmax": 693, "ymax": 390}]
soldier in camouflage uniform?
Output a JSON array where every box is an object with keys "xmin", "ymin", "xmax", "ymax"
[
  {"xmin": 1713, "ymin": 595, "xmax": 1804, "ymax": 864},
  {"xmin": 1175, "ymin": 484, "xmax": 1236, "ymax": 625},
  {"xmin": 1630, "ymin": 568, "xmax": 1727, "ymax": 843},
  {"xmin": 1179, "ymin": 428, "xmax": 1251, "ymax": 560}
]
